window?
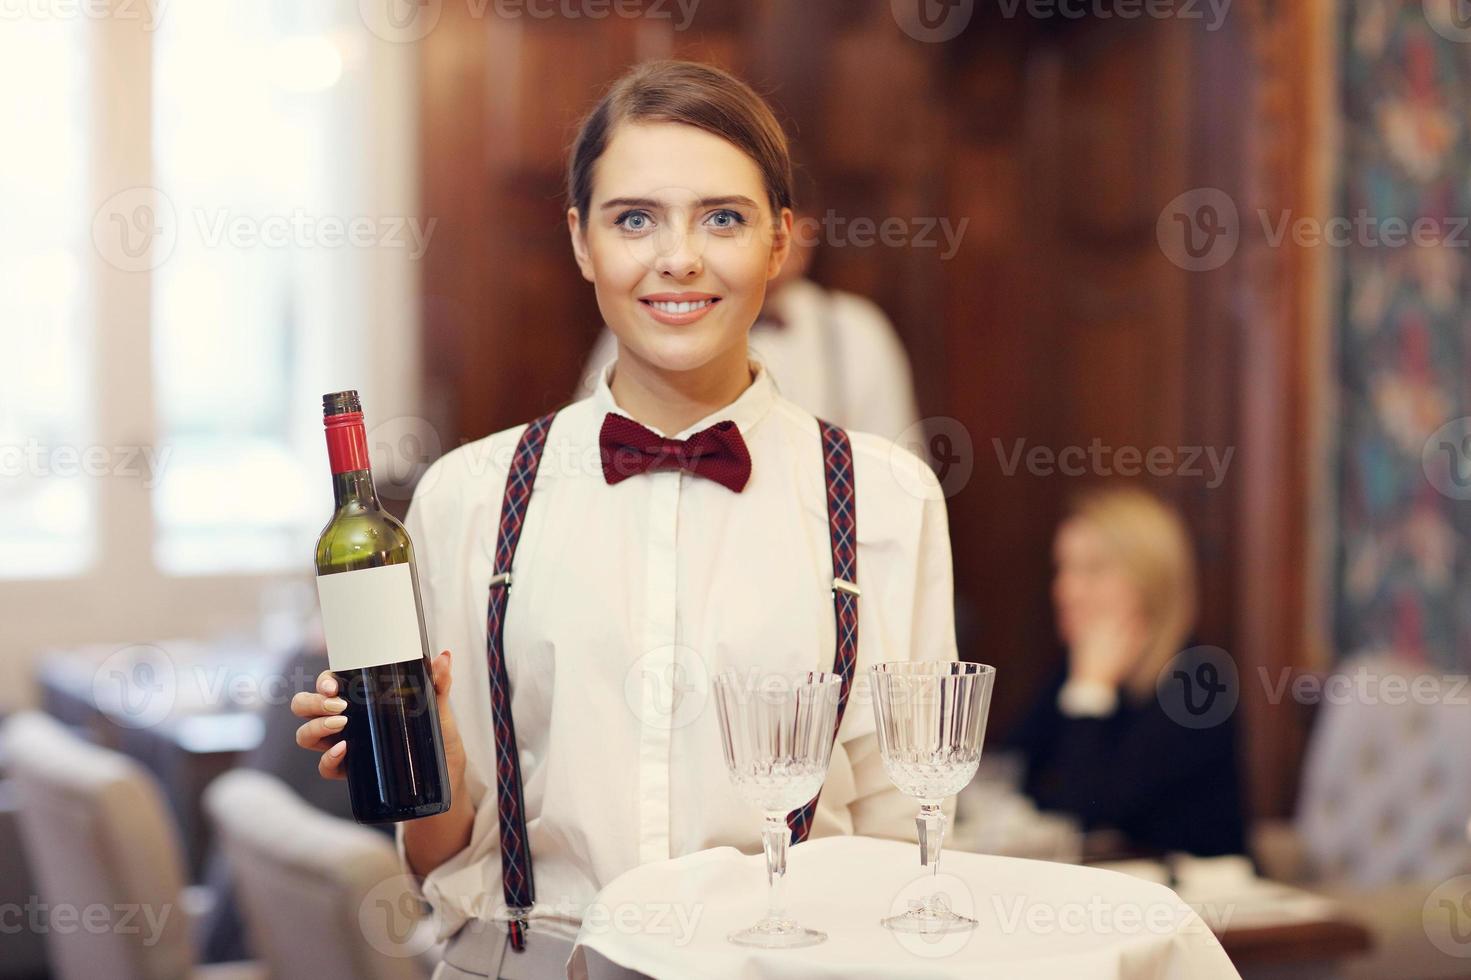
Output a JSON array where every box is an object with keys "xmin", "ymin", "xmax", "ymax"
[
  {"xmin": 151, "ymin": 3, "xmax": 367, "ymax": 573},
  {"xmin": 1, "ymin": 0, "xmax": 417, "ymax": 592},
  {"xmin": 0, "ymin": 17, "xmax": 92, "ymax": 578}
]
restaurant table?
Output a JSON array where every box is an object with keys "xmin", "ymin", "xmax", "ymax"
[
  {"xmin": 569, "ymin": 835, "xmax": 1241, "ymax": 980},
  {"xmin": 1095, "ymin": 855, "xmax": 1372, "ymax": 979},
  {"xmin": 35, "ymin": 641, "xmax": 269, "ymax": 880}
]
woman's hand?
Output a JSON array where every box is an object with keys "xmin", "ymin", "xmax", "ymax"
[
  {"xmin": 291, "ymin": 650, "xmax": 467, "ymax": 792},
  {"xmin": 1067, "ymin": 614, "xmax": 1147, "ymax": 690}
]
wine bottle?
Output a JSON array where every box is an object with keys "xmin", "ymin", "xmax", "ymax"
[{"xmin": 314, "ymin": 390, "xmax": 450, "ymax": 823}]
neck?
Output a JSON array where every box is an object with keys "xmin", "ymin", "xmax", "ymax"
[{"xmin": 609, "ymin": 342, "xmax": 753, "ymax": 435}]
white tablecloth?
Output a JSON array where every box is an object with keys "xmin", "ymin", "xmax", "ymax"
[{"xmin": 569, "ymin": 836, "xmax": 1241, "ymax": 980}]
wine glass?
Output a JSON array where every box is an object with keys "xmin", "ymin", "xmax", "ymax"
[
  {"xmin": 713, "ymin": 669, "xmax": 843, "ymax": 948},
  {"xmin": 870, "ymin": 661, "xmax": 994, "ymax": 933}
]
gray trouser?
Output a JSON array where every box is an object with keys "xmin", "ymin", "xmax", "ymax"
[
  {"xmin": 433, "ymin": 919, "xmax": 650, "ymax": 980},
  {"xmin": 434, "ymin": 919, "xmax": 570, "ymax": 979}
]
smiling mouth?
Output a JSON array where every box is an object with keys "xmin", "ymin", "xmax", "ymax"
[{"xmin": 641, "ymin": 298, "xmax": 720, "ymax": 314}]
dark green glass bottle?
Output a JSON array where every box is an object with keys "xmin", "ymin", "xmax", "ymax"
[{"xmin": 315, "ymin": 390, "xmax": 449, "ymax": 823}]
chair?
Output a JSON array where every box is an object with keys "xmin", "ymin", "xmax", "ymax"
[
  {"xmin": 203, "ymin": 769, "xmax": 433, "ymax": 980},
  {"xmin": 1, "ymin": 711, "xmax": 262, "ymax": 980},
  {"xmin": 1253, "ymin": 656, "xmax": 1471, "ymax": 979}
]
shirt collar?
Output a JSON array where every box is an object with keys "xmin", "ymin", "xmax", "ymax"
[{"xmin": 591, "ymin": 357, "xmax": 777, "ymax": 440}]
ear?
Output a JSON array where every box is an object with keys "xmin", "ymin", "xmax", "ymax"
[
  {"xmin": 766, "ymin": 207, "xmax": 794, "ymax": 281},
  {"xmin": 567, "ymin": 208, "xmax": 595, "ymax": 283}
]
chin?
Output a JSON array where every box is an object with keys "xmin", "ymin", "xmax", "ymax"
[{"xmin": 620, "ymin": 326, "xmax": 741, "ymax": 374}]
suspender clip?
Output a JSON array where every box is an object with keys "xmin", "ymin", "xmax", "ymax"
[
  {"xmin": 832, "ymin": 578, "xmax": 861, "ymax": 597},
  {"xmin": 489, "ymin": 571, "xmax": 513, "ymax": 590}
]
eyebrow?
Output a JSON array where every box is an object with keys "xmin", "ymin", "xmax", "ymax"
[{"xmin": 599, "ymin": 195, "xmax": 761, "ymax": 211}]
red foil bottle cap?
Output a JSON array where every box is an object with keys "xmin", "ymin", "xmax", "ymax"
[{"xmin": 324, "ymin": 409, "xmax": 371, "ymax": 474}]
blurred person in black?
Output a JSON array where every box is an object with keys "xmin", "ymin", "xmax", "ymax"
[{"xmin": 1007, "ymin": 487, "xmax": 1246, "ymax": 857}]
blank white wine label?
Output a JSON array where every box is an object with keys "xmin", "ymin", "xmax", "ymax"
[{"xmin": 316, "ymin": 564, "xmax": 424, "ymax": 672}]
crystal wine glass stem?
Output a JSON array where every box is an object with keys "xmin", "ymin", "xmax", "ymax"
[
  {"xmin": 916, "ymin": 800, "xmax": 946, "ymax": 877},
  {"xmin": 761, "ymin": 811, "xmax": 789, "ymax": 922}
]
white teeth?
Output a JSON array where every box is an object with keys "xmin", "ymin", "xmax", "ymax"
[{"xmin": 649, "ymin": 299, "xmax": 713, "ymax": 315}]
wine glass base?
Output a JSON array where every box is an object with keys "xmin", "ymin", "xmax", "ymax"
[
  {"xmin": 728, "ymin": 917, "xmax": 827, "ymax": 948},
  {"xmin": 881, "ymin": 908, "xmax": 977, "ymax": 935}
]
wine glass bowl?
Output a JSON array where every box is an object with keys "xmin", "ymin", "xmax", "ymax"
[
  {"xmin": 724, "ymin": 758, "xmax": 828, "ymax": 813},
  {"xmin": 870, "ymin": 660, "xmax": 995, "ymax": 934},
  {"xmin": 713, "ymin": 669, "xmax": 843, "ymax": 949}
]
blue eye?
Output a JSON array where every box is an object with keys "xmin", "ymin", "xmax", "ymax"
[
  {"xmin": 616, "ymin": 210, "xmax": 653, "ymax": 232},
  {"xmin": 708, "ymin": 209, "xmax": 746, "ymax": 230}
]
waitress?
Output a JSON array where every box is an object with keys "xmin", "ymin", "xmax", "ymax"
[{"xmin": 293, "ymin": 59, "xmax": 958, "ymax": 979}]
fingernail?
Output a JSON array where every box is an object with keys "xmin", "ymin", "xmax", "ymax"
[
  {"xmin": 323, "ymin": 697, "xmax": 348, "ymax": 713},
  {"xmin": 323, "ymin": 677, "xmax": 338, "ymax": 695},
  {"xmin": 324, "ymin": 715, "xmax": 348, "ymax": 730},
  {"xmin": 330, "ymin": 741, "xmax": 346, "ymax": 757}
]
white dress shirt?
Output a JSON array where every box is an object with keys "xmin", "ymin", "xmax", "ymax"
[
  {"xmin": 396, "ymin": 359, "xmax": 958, "ymax": 942},
  {"xmin": 578, "ymin": 279, "xmax": 922, "ymax": 440}
]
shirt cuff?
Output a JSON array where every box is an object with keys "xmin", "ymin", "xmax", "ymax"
[
  {"xmin": 1056, "ymin": 679, "xmax": 1119, "ymax": 719},
  {"xmin": 394, "ymin": 782, "xmax": 494, "ymax": 943}
]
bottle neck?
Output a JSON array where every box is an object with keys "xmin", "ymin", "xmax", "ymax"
[
  {"xmin": 324, "ymin": 411, "xmax": 377, "ymax": 509},
  {"xmin": 333, "ymin": 468, "xmax": 380, "ymax": 510}
]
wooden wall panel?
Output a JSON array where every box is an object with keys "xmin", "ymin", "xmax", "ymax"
[{"xmin": 418, "ymin": 0, "xmax": 1328, "ymax": 818}]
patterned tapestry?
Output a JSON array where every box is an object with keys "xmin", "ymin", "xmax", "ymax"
[{"xmin": 1336, "ymin": 0, "xmax": 1471, "ymax": 668}]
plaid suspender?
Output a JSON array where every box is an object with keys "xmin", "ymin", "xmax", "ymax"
[
  {"xmin": 485, "ymin": 412, "xmax": 557, "ymax": 952},
  {"xmin": 483, "ymin": 413, "xmax": 858, "ymax": 951},
  {"xmin": 785, "ymin": 419, "xmax": 860, "ymax": 845}
]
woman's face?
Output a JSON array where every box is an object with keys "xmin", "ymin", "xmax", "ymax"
[
  {"xmin": 1051, "ymin": 517, "xmax": 1145, "ymax": 646},
  {"xmin": 567, "ymin": 120, "xmax": 792, "ymax": 376}
]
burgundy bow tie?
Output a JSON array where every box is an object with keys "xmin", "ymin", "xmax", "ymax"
[{"xmin": 599, "ymin": 414, "xmax": 752, "ymax": 492}]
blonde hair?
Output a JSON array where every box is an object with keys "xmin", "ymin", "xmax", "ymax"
[{"xmin": 1066, "ymin": 487, "xmax": 1198, "ymax": 701}]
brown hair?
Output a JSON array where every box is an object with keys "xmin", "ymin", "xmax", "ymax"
[
  {"xmin": 1065, "ymin": 487, "xmax": 1199, "ymax": 702},
  {"xmin": 566, "ymin": 60, "xmax": 794, "ymax": 226}
]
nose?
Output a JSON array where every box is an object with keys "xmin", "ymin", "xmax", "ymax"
[{"xmin": 653, "ymin": 226, "xmax": 704, "ymax": 280}]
